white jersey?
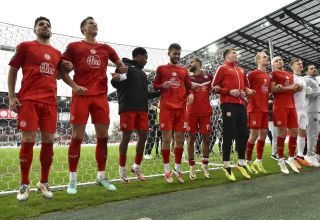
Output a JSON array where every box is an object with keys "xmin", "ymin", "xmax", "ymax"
[{"xmin": 293, "ymin": 74, "xmax": 307, "ymax": 113}]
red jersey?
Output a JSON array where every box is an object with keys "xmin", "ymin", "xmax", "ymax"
[
  {"xmin": 9, "ymin": 40, "xmax": 61, "ymax": 105},
  {"xmin": 212, "ymin": 61, "xmax": 249, "ymax": 106},
  {"xmin": 187, "ymin": 73, "xmax": 213, "ymax": 116},
  {"xmin": 270, "ymin": 70, "xmax": 295, "ymax": 109},
  {"xmin": 153, "ymin": 64, "xmax": 191, "ymax": 110},
  {"xmin": 247, "ymin": 69, "xmax": 270, "ymax": 113},
  {"xmin": 62, "ymin": 40, "xmax": 120, "ymax": 96}
]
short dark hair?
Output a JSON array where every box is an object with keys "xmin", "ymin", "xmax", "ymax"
[
  {"xmin": 223, "ymin": 48, "xmax": 235, "ymax": 60},
  {"xmin": 304, "ymin": 63, "xmax": 316, "ymax": 72},
  {"xmin": 132, "ymin": 47, "xmax": 147, "ymax": 58},
  {"xmin": 168, "ymin": 43, "xmax": 181, "ymax": 51},
  {"xmin": 193, "ymin": 58, "xmax": 202, "ymax": 67},
  {"xmin": 80, "ymin": 16, "xmax": 94, "ymax": 35},
  {"xmin": 34, "ymin": 16, "xmax": 51, "ymax": 29}
]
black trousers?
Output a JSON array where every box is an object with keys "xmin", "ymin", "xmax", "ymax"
[{"xmin": 221, "ymin": 103, "xmax": 249, "ymax": 161}]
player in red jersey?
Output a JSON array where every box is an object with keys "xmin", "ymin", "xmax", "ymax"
[
  {"xmin": 212, "ymin": 48, "xmax": 255, "ymax": 181},
  {"xmin": 186, "ymin": 58, "xmax": 213, "ymax": 180},
  {"xmin": 270, "ymin": 56, "xmax": 301, "ymax": 174},
  {"xmin": 8, "ymin": 17, "xmax": 63, "ymax": 201},
  {"xmin": 245, "ymin": 52, "xmax": 270, "ymax": 174},
  {"xmin": 153, "ymin": 43, "xmax": 192, "ymax": 183},
  {"xmin": 60, "ymin": 17, "xmax": 128, "ymax": 194}
]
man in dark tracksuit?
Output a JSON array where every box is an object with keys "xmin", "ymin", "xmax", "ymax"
[
  {"xmin": 212, "ymin": 48, "xmax": 254, "ymax": 181},
  {"xmin": 111, "ymin": 47, "xmax": 160, "ymax": 183}
]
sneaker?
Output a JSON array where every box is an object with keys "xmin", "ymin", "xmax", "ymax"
[
  {"xmin": 67, "ymin": 180, "xmax": 77, "ymax": 195},
  {"xmin": 189, "ymin": 165, "xmax": 196, "ymax": 180},
  {"xmin": 286, "ymin": 159, "xmax": 300, "ymax": 173},
  {"xmin": 131, "ymin": 166, "xmax": 146, "ymax": 181},
  {"xmin": 235, "ymin": 164, "xmax": 251, "ymax": 179},
  {"xmin": 172, "ymin": 169, "xmax": 184, "ymax": 183},
  {"xmin": 253, "ymin": 160, "xmax": 267, "ymax": 174},
  {"xmin": 278, "ymin": 158, "xmax": 290, "ymax": 174},
  {"xmin": 119, "ymin": 166, "xmax": 129, "ymax": 183},
  {"xmin": 164, "ymin": 171, "xmax": 173, "ymax": 183},
  {"xmin": 17, "ymin": 184, "xmax": 30, "ymax": 201},
  {"xmin": 293, "ymin": 159, "xmax": 302, "ymax": 170},
  {"xmin": 271, "ymin": 154, "xmax": 279, "ymax": 161},
  {"xmin": 143, "ymin": 154, "xmax": 151, "ymax": 160},
  {"xmin": 296, "ymin": 156, "xmax": 312, "ymax": 167},
  {"xmin": 315, "ymin": 154, "xmax": 320, "ymax": 163},
  {"xmin": 304, "ymin": 155, "xmax": 320, "ymax": 167},
  {"xmin": 222, "ymin": 167, "xmax": 236, "ymax": 181},
  {"xmin": 96, "ymin": 178, "xmax": 116, "ymax": 191},
  {"xmin": 201, "ymin": 164, "xmax": 210, "ymax": 178},
  {"xmin": 245, "ymin": 162, "xmax": 259, "ymax": 174},
  {"xmin": 37, "ymin": 182, "xmax": 53, "ymax": 199}
]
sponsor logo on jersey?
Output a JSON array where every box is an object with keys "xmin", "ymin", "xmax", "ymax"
[
  {"xmin": 122, "ymin": 123, "xmax": 127, "ymax": 128},
  {"xmin": 169, "ymin": 77, "xmax": 180, "ymax": 88},
  {"xmin": 160, "ymin": 123, "xmax": 164, "ymax": 128},
  {"xmin": 226, "ymin": 112, "xmax": 231, "ymax": 117},
  {"xmin": 20, "ymin": 121, "xmax": 27, "ymax": 127},
  {"xmin": 172, "ymin": 72, "xmax": 177, "ymax": 76},
  {"xmin": 277, "ymin": 121, "xmax": 282, "ymax": 125},
  {"xmin": 204, "ymin": 75, "xmax": 208, "ymax": 79},
  {"xmin": 285, "ymin": 76, "xmax": 289, "ymax": 80},
  {"xmin": 252, "ymin": 120, "xmax": 256, "ymax": 125},
  {"xmin": 284, "ymin": 80, "xmax": 291, "ymax": 86},
  {"xmin": 40, "ymin": 62, "xmax": 55, "ymax": 77},
  {"xmin": 87, "ymin": 55, "xmax": 101, "ymax": 68},
  {"xmin": 44, "ymin": 53, "xmax": 51, "ymax": 60},
  {"xmin": 261, "ymin": 84, "xmax": 269, "ymax": 93},
  {"xmin": 90, "ymin": 49, "xmax": 96, "ymax": 54}
]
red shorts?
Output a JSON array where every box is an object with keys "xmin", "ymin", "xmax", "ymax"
[
  {"xmin": 17, "ymin": 100, "xmax": 57, "ymax": 133},
  {"xmin": 273, "ymin": 108, "xmax": 298, "ymax": 128},
  {"xmin": 159, "ymin": 108, "xmax": 187, "ymax": 132},
  {"xmin": 187, "ymin": 114, "xmax": 211, "ymax": 134},
  {"xmin": 120, "ymin": 111, "xmax": 148, "ymax": 131},
  {"xmin": 248, "ymin": 112, "xmax": 269, "ymax": 129},
  {"xmin": 70, "ymin": 94, "xmax": 109, "ymax": 125}
]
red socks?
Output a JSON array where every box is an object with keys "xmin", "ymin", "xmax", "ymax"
[
  {"xmin": 40, "ymin": 143, "xmax": 54, "ymax": 183},
  {"xmin": 161, "ymin": 149, "xmax": 170, "ymax": 164},
  {"xmin": 19, "ymin": 142, "xmax": 34, "ymax": 185},
  {"xmin": 174, "ymin": 147, "xmax": 183, "ymax": 164},
  {"xmin": 68, "ymin": 138, "xmax": 82, "ymax": 172},
  {"xmin": 246, "ymin": 142, "xmax": 254, "ymax": 161},
  {"xmin": 256, "ymin": 139, "xmax": 265, "ymax": 160},
  {"xmin": 277, "ymin": 137, "xmax": 285, "ymax": 158},
  {"xmin": 188, "ymin": 159, "xmax": 195, "ymax": 166},
  {"xmin": 288, "ymin": 136, "xmax": 297, "ymax": 157},
  {"xmin": 134, "ymin": 153, "xmax": 143, "ymax": 165},
  {"xmin": 96, "ymin": 138, "xmax": 107, "ymax": 171}
]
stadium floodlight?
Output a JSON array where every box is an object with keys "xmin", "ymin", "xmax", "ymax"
[{"xmin": 208, "ymin": 44, "xmax": 218, "ymax": 53}]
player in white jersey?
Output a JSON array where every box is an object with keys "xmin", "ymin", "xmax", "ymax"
[
  {"xmin": 290, "ymin": 58, "xmax": 310, "ymax": 168},
  {"xmin": 304, "ymin": 64, "xmax": 320, "ymax": 166}
]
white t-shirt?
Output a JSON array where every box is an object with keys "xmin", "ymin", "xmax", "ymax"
[{"xmin": 293, "ymin": 74, "xmax": 307, "ymax": 113}]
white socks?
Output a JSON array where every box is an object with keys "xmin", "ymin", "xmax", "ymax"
[
  {"xmin": 164, "ymin": 163, "xmax": 170, "ymax": 172},
  {"xmin": 97, "ymin": 171, "xmax": 105, "ymax": 180},
  {"xmin": 297, "ymin": 136, "xmax": 305, "ymax": 157},
  {"xmin": 69, "ymin": 172, "xmax": 77, "ymax": 181}
]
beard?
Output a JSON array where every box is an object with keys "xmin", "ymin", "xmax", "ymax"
[
  {"xmin": 170, "ymin": 57, "xmax": 180, "ymax": 64},
  {"xmin": 38, "ymin": 31, "xmax": 51, "ymax": 40},
  {"xmin": 189, "ymin": 66, "xmax": 197, "ymax": 73}
]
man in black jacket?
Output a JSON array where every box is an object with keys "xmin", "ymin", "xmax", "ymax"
[{"xmin": 111, "ymin": 47, "xmax": 160, "ymax": 183}]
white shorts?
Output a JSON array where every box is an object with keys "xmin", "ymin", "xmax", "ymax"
[{"xmin": 297, "ymin": 111, "xmax": 308, "ymax": 129}]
